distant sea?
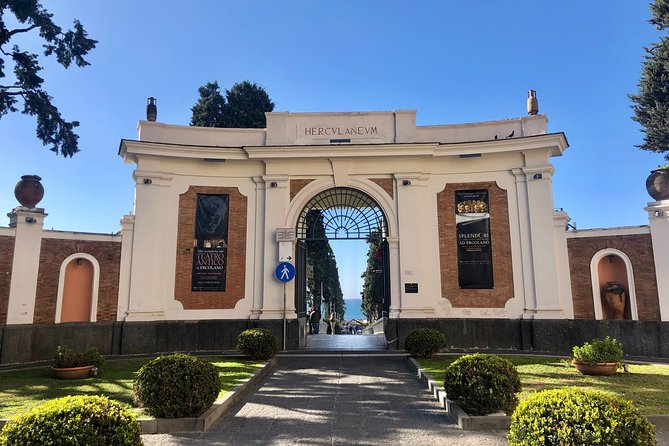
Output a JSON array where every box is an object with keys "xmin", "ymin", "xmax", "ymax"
[{"xmin": 343, "ymin": 298, "xmax": 365, "ymax": 321}]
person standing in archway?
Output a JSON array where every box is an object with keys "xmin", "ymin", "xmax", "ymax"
[{"xmin": 329, "ymin": 309, "xmax": 336, "ymax": 335}]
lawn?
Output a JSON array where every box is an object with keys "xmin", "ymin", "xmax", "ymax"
[
  {"xmin": 0, "ymin": 357, "xmax": 264, "ymax": 419},
  {"xmin": 418, "ymin": 355, "xmax": 669, "ymax": 415}
]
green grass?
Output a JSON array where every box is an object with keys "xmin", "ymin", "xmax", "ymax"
[
  {"xmin": 0, "ymin": 357, "xmax": 264, "ymax": 419},
  {"xmin": 418, "ymin": 355, "xmax": 669, "ymax": 415}
]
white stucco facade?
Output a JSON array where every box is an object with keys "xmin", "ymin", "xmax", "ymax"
[{"xmin": 118, "ymin": 110, "xmax": 573, "ymax": 322}]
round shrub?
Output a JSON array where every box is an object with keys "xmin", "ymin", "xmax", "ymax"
[
  {"xmin": 133, "ymin": 353, "xmax": 221, "ymax": 418},
  {"xmin": 443, "ymin": 353, "xmax": 521, "ymax": 416},
  {"xmin": 404, "ymin": 327, "xmax": 447, "ymax": 358},
  {"xmin": 508, "ymin": 388, "xmax": 656, "ymax": 446},
  {"xmin": 0, "ymin": 395, "xmax": 141, "ymax": 446},
  {"xmin": 236, "ymin": 328, "xmax": 279, "ymax": 360}
]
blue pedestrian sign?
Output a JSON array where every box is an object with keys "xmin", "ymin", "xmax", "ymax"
[{"xmin": 275, "ymin": 262, "xmax": 295, "ymax": 283}]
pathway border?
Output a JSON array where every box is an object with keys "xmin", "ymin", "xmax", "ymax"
[{"xmin": 407, "ymin": 357, "xmax": 669, "ymax": 431}]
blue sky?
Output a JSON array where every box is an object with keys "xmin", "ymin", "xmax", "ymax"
[{"xmin": 0, "ymin": 1, "xmax": 664, "ymax": 300}]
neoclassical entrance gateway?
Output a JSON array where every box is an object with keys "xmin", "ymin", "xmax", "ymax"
[{"xmin": 293, "ymin": 187, "xmax": 391, "ymax": 332}]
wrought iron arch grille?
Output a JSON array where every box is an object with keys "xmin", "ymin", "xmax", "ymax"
[{"xmin": 297, "ymin": 187, "xmax": 388, "ymax": 240}]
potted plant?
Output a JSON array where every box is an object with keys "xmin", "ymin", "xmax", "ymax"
[
  {"xmin": 52, "ymin": 345, "xmax": 104, "ymax": 379},
  {"xmin": 646, "ymin": 163, "xmax": 669, "ymax": 201},
  {"xmin": 572, "ymin": 336, "xmax": 623, "ymax": 376}
]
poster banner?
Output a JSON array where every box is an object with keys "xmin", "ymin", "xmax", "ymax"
[
  {"xmin": 455, "ymin": 189, "xmax": 494, "ymax": 289},
  {"xmin": 192, "ymin": 194, "xmax": 229, "ymax": 291}
]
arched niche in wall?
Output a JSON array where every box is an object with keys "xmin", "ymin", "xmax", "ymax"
[
  {"xmin": 589, "ymin": 248, "xmax": 638, "ymax": 320},
  {"xmin": 55, "ymin": 253, "xmax": 100, "ymax": 323}
]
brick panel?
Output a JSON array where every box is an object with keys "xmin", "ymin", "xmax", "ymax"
[
  {"xmin": 290, "ymin": 179, "xmax": 315, "ymax": 201},
  {"xmin": 437, "ymin": 182, "xmax": 514, "ymax": 308},
  {"xmin": 33, "ymin": 239, "xmax": 121, "ymax": 324},
  {"xmin": 175, "ymin": 187, "xmax": 247, "ymax": 309},
  {"xmin": 0, "ymin": 235, "xmax": 15, "ymax": 325},
  {"xmin": 567, "ymin": 234, "xmax": 660, "ymax": 320},
  {"xmin": 369, "ymin": 178, "xmax": 394, "ymax": 199}
]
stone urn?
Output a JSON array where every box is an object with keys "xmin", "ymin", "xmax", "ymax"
[
  {"xmin": 646, "ymin": 168, "xmax": 669, "ymax": 201},
  {"xmin": 604, "ymin": 283, "xmax": 626, "ymax": 320},
  {"xmin": 14, "ymin": 175, "xmax": 44, "ymax": 208}
]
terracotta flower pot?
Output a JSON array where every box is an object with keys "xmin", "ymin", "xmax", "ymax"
[
  {"xmin": 51, "ymin": 365, "xmax": 94, "ymax": 379},
  {"xmin": 646, "ymin": 168, "xmax": 669, "ymax": 201},
  {"xmin": 14, "ymin": 175, "xmax": 44, "ymax": 208},
  {"xmin": 572, "ymin": 361, "xmax": 618, "ymax": 376},
  {"xmin": 604, "ymin": 284, "xmax": 626, "ymax": 320}
]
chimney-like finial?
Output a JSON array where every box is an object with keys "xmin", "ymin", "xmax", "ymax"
[
  {"xmin": 527, "ymin": 90, "xmax": 538, "ymax": 115},
  {"xmin": 146, "ymin": 97, "xmax": 157, "ymax": 122}
]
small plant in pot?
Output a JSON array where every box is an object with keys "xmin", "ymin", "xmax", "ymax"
[
  {"xmin": 572, "ymin": 336, "xmax": 623, "ymax": 376},
  {"xmin": 52, "ymin": 345, "xmax": 105, "ymax": 379}
]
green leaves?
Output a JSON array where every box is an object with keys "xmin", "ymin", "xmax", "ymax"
[
  {"xmin": 236, "ymin": 328, "xmax": 279, "ymax": 360},
  {"xmin": 572, "ymin": 336, "xmax": 624, "ymax": 365},
  {"xmin": 508, "ymin": 388, "xmax": 657, "ymax": 446},
  {"xmin": 404, "ymin": 327, "xmax": 446, "ymax": 359},
  {"xmin": 190, "ymin": 80, "xmax": 275, "ymax": 129},
  {"xmin": 0, "ymin": 0, "xmax": 96, "ymax": 157},
  {"xmin": 443, "ymin": 353, "xmax": 521, "ymax": 416}
]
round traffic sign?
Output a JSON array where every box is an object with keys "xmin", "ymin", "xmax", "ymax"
[{"xmin": 275, "ymin": 262, "xmax": 295, "ymax": 282}]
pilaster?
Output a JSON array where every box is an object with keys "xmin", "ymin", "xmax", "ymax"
[
  {"xmin": 6, "ymin": 207, "xmax": 46, "ymax": 324},
  {"xmin": 645, "ymin": 200, "xmax": 669, "ymax": 321}
]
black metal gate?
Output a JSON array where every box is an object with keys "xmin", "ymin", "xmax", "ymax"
[
  {"xmin": 381, "ymin": 239, "xmax": 391, "ymax": 317},
  {"xmin": 295, "ymin": 240, "xmax": 307, "ymax": 318}
]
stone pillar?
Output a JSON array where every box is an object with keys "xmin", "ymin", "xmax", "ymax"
[
  {"xmin": 124, "ymin": 173, "xmax": 172, "ymax": 321},
  {"xmin": 513, "ymin": 162, "xmax": 564, "ymax": 319},
  {"xmin": 260, "ymin": 175, "xmax": 292, "ymax": 319},
  {"xmin": 116, "ymin": 214, "xmax": 135, "ymax": 320},
  {"xmin": 393, "ymin": 174, "xmax": 435, "ymax": 317},
  {"xmin": 6, "ymin": 207, "xmax": 47, "ymax": 324},
  {"xmin": 552, "ymin": 210, "xmax": 574, "ymax": 318},
  {"xmin": 645, "ymin": 200, "xmax": 669, "ymax": 321}
]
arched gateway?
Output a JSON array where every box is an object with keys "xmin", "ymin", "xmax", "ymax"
[{"xmin": 293, "ymin": 187, "xmax": 391, "ymax": 324}]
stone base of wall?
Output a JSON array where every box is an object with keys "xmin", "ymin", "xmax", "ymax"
[
  {"xmin": 0, "ymin": 320, "xmax": 300, "ymax": 365},
  {"xmin": 386, "ymin": 318, "xmax": 669, "ymax": 358},
  {"xmin": 2, "ymin": 318, "xmax": 668, "ymax": 365}
]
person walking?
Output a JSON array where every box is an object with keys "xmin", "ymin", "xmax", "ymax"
[
  {"xmin": 308, "ymin": 306, "xmax": 321, "ymax": 334},
  {"xmin": 307, "ymin": 307, "xmax": 315, "ymax": 335},
  {"xmin": 329, "ymin": 309, "xmax": 336, "ymax": 335}
]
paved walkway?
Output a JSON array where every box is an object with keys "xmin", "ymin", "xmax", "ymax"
[
  {"xmin": 141, "ymin": 354, "xmax": 669, "ymax": 445},
  {"xmin": 303, "ymin": 333, "xmax": 387, "ymax": 351},
  {"xmin": 141, "ymin": 356, "xmax": 508, "ymax": 445}
]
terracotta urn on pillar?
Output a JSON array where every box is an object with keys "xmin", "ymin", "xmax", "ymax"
[
  {"xmin": 603, "ymin": 283, "xmax": 626, "ymax": 320},
  {"xmin": 14, "ymin": 175, "xmax": 44, "ymax": 208},
  {"xmin": 646, "ymin": 167, "xmax": 669, "ymax": 201}
]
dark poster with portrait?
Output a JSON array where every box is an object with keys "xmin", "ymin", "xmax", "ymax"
[
  {"xmin": 192, "ymin": 194, "xmax": 229, "ymax": 291},
  {"xmin": 455, "ymin": 189, "xmax": 493, "ymax": 289}
]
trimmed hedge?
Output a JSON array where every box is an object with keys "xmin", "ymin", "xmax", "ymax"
[
  {"xmin": 443, "ymin": 353, "xmax": 521, "ymax": 416},
  {"xmin": 508, "ymin": 388, "xmax": 657, "ymax": 446},
  {"xmin": 237, "ymin": 328, "xmax": 279, "ymax": 360},
  {"xmin": 133, "ymin": 353, "xmax": 221, "ymax": 418},
  {"xmin": 404, "ymin": 327, "xmax": 447, "ymax": 359},
  {"xmin": 0, "ymin": 395, "xmax": 141, "ymax": 446}
]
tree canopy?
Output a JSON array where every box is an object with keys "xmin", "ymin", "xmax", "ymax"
[
  {"xmin": 190, "ymin": 80, "xmax": 274, "ymax": 128},
  {"xmin": 305, "ymin": 210, "xmax": 345, "ymax": 321},
  {"xmin": 0, "ymin": 1, "xmax": 97, "ymax": 157},
  {"xmin": 630, "ymin": 0, "xmax": 669, "ymax": 159},
  {"xmin": 360, "ymin": 231, "xmax": 384, "ymax": 321}
]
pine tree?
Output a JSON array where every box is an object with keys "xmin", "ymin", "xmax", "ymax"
[
  {"xmin": 190, "ymin": 80, "xmax": 274, "ymax": 128},
  {"xmin": 360, "ymin": 231, "xmax": 384, "ymax": 321},
  {"xmin": 0, "ymin": 1, "xmax": 97, "ymax": 156},
  {"xmin": 630, "ymin": 0, "xmax": 669, "ymax": 158}
]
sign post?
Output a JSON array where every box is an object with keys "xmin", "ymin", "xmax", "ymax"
[{"xmin": 275, "ymin": 262, "xmax": 295, "ymax": 351}]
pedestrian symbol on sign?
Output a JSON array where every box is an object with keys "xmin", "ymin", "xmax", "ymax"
[{"xmin": 275, "ymin": 262, "xmax": 295, "ymax": 283}]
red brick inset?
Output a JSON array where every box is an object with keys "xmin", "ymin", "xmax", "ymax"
[
  {"xmin": 175, "ymin": 186, "xmax": 247, "ymax": 309},
  {"xmin": 437, "ymin": 182, "xmax": 514, "ymax": 308},
  {"xmin": 290, "ymin": 179, "xmax": 315, "ymax": 201},
  {"xmin": 34, "ymin": 239, "xmax": 121, "ymax": 324},
  {"xmin": 567, "ymin": 234, "xmax": 660, "ymax": 320},
  {"xmin": 369, "ymin": 178, "xmax": 394, "ymax": 199},
  {"xmin": 0, "ymin": 235, "xmax": 16, "ymax": 325}
]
